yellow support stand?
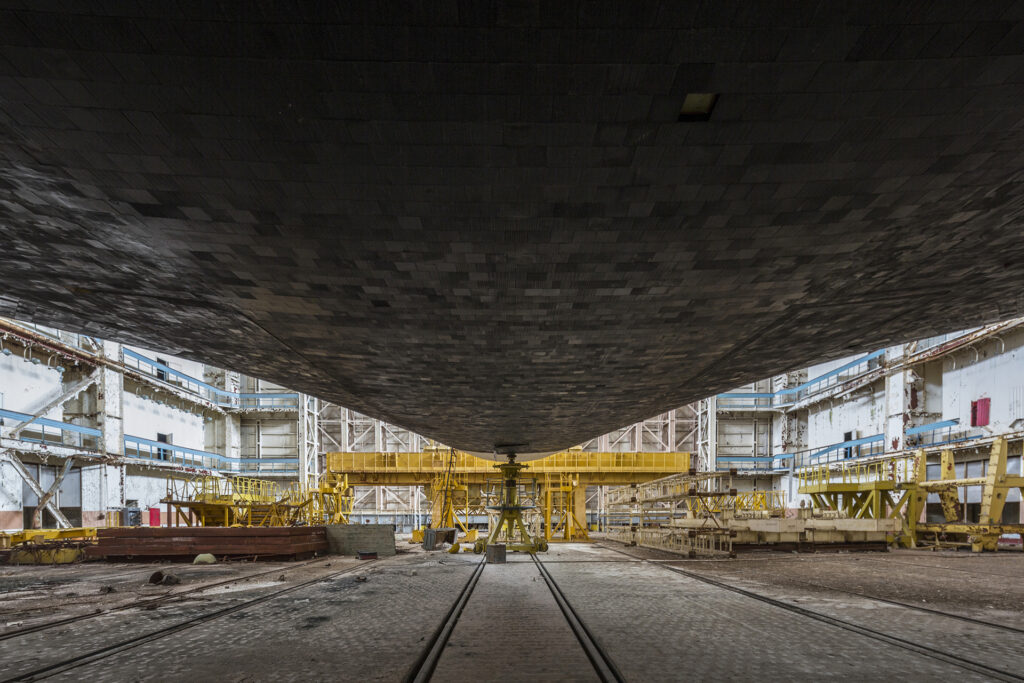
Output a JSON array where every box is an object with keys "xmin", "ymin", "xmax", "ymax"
[
  {"xmin": 543, "ymin": 473, "xmax": 589, "ymax": 542},
  {"xmin": 473, "ymin": 455, "xmax": 547, "ymax": 554},
  {"xmin": 301, "ymin": 472, "xmax": 355, "ymax": 525},
  {"xmin": 418, "ymin": 447, "xmax": 480, "ymax": 545}
]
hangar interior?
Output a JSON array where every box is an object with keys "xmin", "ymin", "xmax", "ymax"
[
  {"xmin": 4, "ymin": 315, "xmax": 1024, "ymax": 680},
  {"xmin": 3, "ymin": 3, "xmax": 1024, "ymax": 682}
]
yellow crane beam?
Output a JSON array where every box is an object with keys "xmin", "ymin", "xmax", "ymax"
[{"xmin": 326, "ymin": 449, "xmax": 690, "ymax": 485}]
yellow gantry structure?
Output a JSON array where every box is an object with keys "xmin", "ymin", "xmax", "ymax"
[
  {"xmin": 162, "ymin": 473, "xmax": 354, "ymax": 527},
  {"xmin": 797, "ymin": 437, "xmax": 1024, "ymax": 551},
  {"xmin": 331, "ymin": 448, "xmax": 689, "ymax": 543},
  {"xmin": 325, "ymin": 448, "xmax": 690, "ymax": 485}
]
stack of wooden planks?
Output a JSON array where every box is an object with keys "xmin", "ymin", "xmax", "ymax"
[{"xmin": 88, "ymin": 526, "xmax": 328, "ymax": 561}]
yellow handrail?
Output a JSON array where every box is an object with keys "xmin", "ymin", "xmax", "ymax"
[{"xmin": 796, "ymin": 455, "xmax": 917, "ymax": 491}]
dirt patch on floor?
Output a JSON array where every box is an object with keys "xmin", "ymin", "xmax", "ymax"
[{"xmin": 669, "ymin": 549, "xmax": 1024, "ymax": 627}]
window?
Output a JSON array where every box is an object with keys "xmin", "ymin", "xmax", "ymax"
[
  {"xmin": 843, "ymin": 431, "xmax": 854, "ymax": 459},
  {"xmin": 971, "ymin": 398, "xmax": 991, "ymax": 427},
  {"xmin": 156, "ymin": 358, "xmax": 168, "ymax": 382},
  {"xmin": 157, "ymin": 433, "xmax": 172, "ymax": 461}
]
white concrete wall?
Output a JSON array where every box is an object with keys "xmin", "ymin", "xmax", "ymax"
[
  {"xmin": 80, "ymin": 465, "xmax": 119, "ymax": 524},
  {"xmin": 717, "ymin": 417, "xmax": 770, "ymax": 458},
  {"xmin": 0, "ymin": 351, "xmax": 63, "ymax": 416},
  {"xmin": 125, "ymin": 344, "xmax": 206, "ymax": 382},
  {"xmin": 240, "ymin": 418, "xmax": 297, "ymax": 458},
  {"xmin": 1, "ymin": 354, "xmax": 75, "ymax": 527},
  {"xmin": 806, "ymin": 384, "xmax": 885, "ymax": 450},
  {"xmin": 804, "ymin": 354, "xmax": 861, "ymax": 382},
  {"xmin": 122, "ymin": 393, "xmax": 205, "ymax": 450},
  {"xmin": 124, "ymin": 467, "xmax": 174, "ymax": 512},
  {"xmin": 941, "ymin": 328, "xmax": 1024, "ymax": 434},
  {"xmin": 0, "ymin": 460, "xmax": 23, "ymax": 528}
]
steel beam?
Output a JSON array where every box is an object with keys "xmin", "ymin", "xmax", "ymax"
[
  {"xmin": 1, "ymin": 450, "xmax": 72, "ymax": 528},
  {"xmin": 5, "ymin": 371, "xmax": 98, "ymax": 438}
]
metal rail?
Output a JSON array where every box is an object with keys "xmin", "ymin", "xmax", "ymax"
[
  {"xmin": 0, "ymin": 556, "xmax": 333, "ymax": 643},
  {"xmin": 723, "ymin": 569, "xmax": 1024, "ymax": 637},
  {"xmin": 596, "ymin": 543, "xmax": 1024, "ymax": 682},
  {"xmin": 824, "ymin": 554, "xmax": 1024, "ymax": 579},
  {"xmin": 403, "ymin": 558, "xmax": 486, "ymax": 683},
  {"xmin": 404, "ymin": 554, "xmax": 623, "ymax": 683},
  {"xmin": 530, "ymin": 553, "xmax": 625, "ymax": 683},
  {"xmin": 1, "ymin": 560, "xmax": 379, "ymax": 682}
]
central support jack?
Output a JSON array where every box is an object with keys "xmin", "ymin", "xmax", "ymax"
[{"xmin": 474, "ymin": 454, "xmax": 548, "ymax": 554}]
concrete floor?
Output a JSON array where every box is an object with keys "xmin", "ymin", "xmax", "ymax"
[{"xmin": 2, "ymin": 542, "xmax": 1023, "ymax": 682}]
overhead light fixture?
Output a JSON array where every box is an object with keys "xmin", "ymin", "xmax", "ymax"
[{"xmin": 678, "ymin": 93, "xmax": 718, "ymax": 122}]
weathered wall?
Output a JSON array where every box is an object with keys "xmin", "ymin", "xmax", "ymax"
[
  {"xmin": 123, "ymin": 393, "xmax": 205, "ymax": 450},
  {"xmin": 806, "ymin": 384, "xmax": 885, "ymax": 451},
  {"xmin": 942, "ymin": 328, "xmax": 1024, "ymax": 434},
  {"xmin": 0, "ymin": 351, "xmax": 63, "ymax": 417},
  {"xmin": 0, "ymin": 461, "xmax": 23, "ymax": 528}
]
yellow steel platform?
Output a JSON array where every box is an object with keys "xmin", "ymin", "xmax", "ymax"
[
  {"xmin": 797, "ymin": 438, "xmax": 1024, "ymax": 551},
  {"xmin": 0, "ymin": 527, "xmax": 98, "ymax": 549}
]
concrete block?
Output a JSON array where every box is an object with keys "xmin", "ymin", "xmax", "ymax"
[
  {"xmin": 422, "ymin": 527, "xmax": 456, "ymax": 551},
  {"xmin": 325, "ymin": 524, "xmax": 396, "ymax": 557},
  {"xmin": 486, "ymin": 543, "xmax": 506, "ymax": 564}
]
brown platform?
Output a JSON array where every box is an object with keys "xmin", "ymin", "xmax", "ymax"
[{"xmin": 88, "ymin": 526, "xmax": 328, "ymax": 561}]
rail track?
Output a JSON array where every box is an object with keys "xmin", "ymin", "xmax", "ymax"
[
  {"xmin": 1, "ymin": 559, "xmax": 378, "ymax": 682},
  {"xmin": 596, "ymin": 543, "xmax": 1024, "ymax": 682},
  {"xmin": 698, "ymin": 564, "xmax": 1024, "ymax": 636},
  {"xmin": 530, "ymin": 554, "xmax": 624, "ymax": 683},
  {"xmin": 820, "ymin": 553, "xmax": 1024, "ymax": 579},
  {"xmin": 0, "ymin": 555, "xmax": 333, "ymax": 642},
  {"xmin": 403, "ymin": 554, "xmax": 624, "ymax": 683},
  {"xmin": 402, "ymin": 557, "xmax": 487, "ymax": 683}
]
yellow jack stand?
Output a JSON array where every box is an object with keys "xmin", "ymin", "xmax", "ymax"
[
  {"xmin": 544, "ymin": 473, "xmax": 590, "ymax": 542},
  {"xmin": 474, "ymin": 454, "xmax": 547, "ymax": 554}
]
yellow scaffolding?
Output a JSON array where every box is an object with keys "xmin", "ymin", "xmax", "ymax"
[
  {"xmin": 300, "ymin": 472, "xmax": 355, "ymax": 526},
  {"xmin": 162, "ymin": 473, "xmax": 353, "ymax": 527},
  {"xmin": 605, "ymin": 471, "xmax": 784, "ymax": 557},
  {"xmin": 542, "ymin": 473, "xmax": 589, "ymax": 542},
  {"xmin": 796, "ymin": 438, "xmax": 1024, "ymax": 551}
]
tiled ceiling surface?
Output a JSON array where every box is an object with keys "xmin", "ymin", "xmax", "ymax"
[{"xmin": 2, "ymin": 2, "xmax": 1024, "ymax": 456}]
